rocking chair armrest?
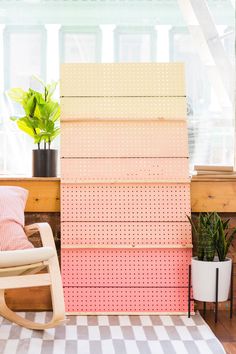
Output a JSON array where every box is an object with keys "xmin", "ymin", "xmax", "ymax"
[
  {"xmin": 24, "ymin": 224, "xmax": 39, "ymax": 237},
  {"xmin": 24, "ymin": 223, "xmax": 57, "ymax": 250}
]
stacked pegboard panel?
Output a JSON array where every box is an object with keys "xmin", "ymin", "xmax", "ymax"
[{"xmin": 60, "ymin": 63, "xmax": 193, "ymax": 314}]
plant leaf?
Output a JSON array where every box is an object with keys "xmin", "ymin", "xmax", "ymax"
[
  {"xmin": 8, "ymin": 88, "xmax": 26, "ymax": 104},
  {"xmin": 17, "ymin": 118, "xmax": 35, "ymax": 138}
]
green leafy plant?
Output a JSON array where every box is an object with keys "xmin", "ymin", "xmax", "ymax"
[
  {"xmin": 8, "ymin": 77, "xmax": 60, "ymax": 150},
  {"xmin": 187, "ymin": 212, "xmax": 236, "ymax": 262}
]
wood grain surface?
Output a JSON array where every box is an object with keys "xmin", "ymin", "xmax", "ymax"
[{"xmin": 1, "ymin": 178, "xmax": 236, "ymax": 312}]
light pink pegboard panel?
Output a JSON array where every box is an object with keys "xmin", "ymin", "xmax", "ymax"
[
  {"xmin": 61, "ymin": 184, "xmax": 191, "ymax": 222},
  {"xmin": 61, "ymin": 158, "xmax": 189, "ymax": 183},
  {"xmin": 64, "ymin": 287, "xmax": 192, "ymax": 313},
  {"xmin": 61, "ymin": 222, "xmax": 192, "ymax": 246},
  {"xmin": 61, "ymin": 97, "xmax": 187, "ymax": 121},
  {"xmin": 62, "ymin": 248, "xmax": 191, "ymax": 287},
  {"xmin": 61, "ymin": 121, "xmax": 188, "ymax": 158},
  {"xmin": 60, "ymin": 63, "xmax": 185, "ymax": 97}
]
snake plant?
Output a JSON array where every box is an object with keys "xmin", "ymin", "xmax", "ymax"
[
  {"xmin": 215, "ymin": 216, "xmax": 236, "ymax": 261},
  {"xmin": 187, "ymin": 212, "xmax": 236, "ymax": 262}
]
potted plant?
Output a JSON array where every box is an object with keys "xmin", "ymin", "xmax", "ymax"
[
  {"xmin": 8, "ymin": 77, "xmax": 60, "ymax": 177},
  {"xmin": 188, "ymin": 212, "xmax": 236, "ymax": 302}
]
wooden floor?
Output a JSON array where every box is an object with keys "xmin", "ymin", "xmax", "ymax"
[{"xmin": 202, "ymin": 310, "xmax": 236, "ymax": 354}]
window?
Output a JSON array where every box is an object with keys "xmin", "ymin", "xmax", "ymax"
[
  {"xmin": 170, "ymin": 27, "xmax": 234, "ymax": 168},
  {"xmin": 60, "ymin": 27, "xmax": 101, "ymax": 63},
  {"xmin": 4, "ymin": 26, "xmax": 46, "ymax": 90},
  {"xmin": 115, "ymin": 26, "xmax": 156, "ymax": 62}
]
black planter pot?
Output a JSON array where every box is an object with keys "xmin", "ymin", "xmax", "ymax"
[{"xmin": 32, "ymin": 149, "xmax": 58, "ymax": 177}]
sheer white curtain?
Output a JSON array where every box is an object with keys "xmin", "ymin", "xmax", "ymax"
[{"xmin": 0, "ymin": 26, "xmax": 46, "ymax": 175}]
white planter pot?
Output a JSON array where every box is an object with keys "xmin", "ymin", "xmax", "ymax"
[{"xmin": 191, "ymin": 256, "xmax": 232, "ymax": 302}]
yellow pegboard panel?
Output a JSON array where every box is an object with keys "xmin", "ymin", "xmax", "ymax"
[
  {"xmin": 61, "ymin": 121, "xmax": 189, "ymax": 158},
  {"xmin": 60, "ymin": 63, "xmax": 186, "ymax": 97},
  {"xmin": 61, "ymin": 96, "xmax": 187, "ymax": 121}
]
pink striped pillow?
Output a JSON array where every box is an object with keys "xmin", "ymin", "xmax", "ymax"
[{"xmin": 0, "ymin": 186, "xmax": 34, "ymax": 251}]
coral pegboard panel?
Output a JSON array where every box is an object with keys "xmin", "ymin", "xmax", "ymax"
[
  {"xmin": 61, "ymin": 184, "xmax": 191, "ymax": 222},
  {"xmin": 64, "ymin": 287, "xmax": 190, "ymax": 314},
  {"xmin": 61, "ymin": 222, "xmax": 192, "ymax": 247},
  {"xmin": 61, "ymin": 248, "xmax": 192, "ymax": 287},
  {"xmin": 60, "ymin": 63, "xmax": 193, "ymax": 314}
]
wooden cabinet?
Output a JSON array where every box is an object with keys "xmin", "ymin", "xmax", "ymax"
[
  {"xmin": 60, "ymin": 63, "xmax": 192, "ymax": 314},
  {"xmin": 0, "ymin": 177, "xmax": 235, "ymax": 310}
]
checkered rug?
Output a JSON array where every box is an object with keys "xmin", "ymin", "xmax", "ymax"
[{"xmin": 0, "ymin": 313, "xmax": 225, "ymax": 354}]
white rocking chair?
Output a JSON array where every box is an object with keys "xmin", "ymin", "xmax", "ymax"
[{"xmin": 0, "ymin": 223, "xmax": 67, "ymax": 330}]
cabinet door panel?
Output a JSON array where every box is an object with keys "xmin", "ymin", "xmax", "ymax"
[
  {"xmin": 61, "ymin": 158, "xmax": 189, "ymax": 183},
  {"xmin": 61, "ymin": 97, "xmax": 186, "ymax": 121},
  {"xmin": 64, "ymin": 287, "xmax": 192, "ymax": 314},
  {"xmin": 61, "ymin": 221, "xmax": 192, "ymax": 246},
  {"xmin": 61, "ymin": 63, "xmax": 185, "ymax": 97},
  {"xmin": 61, "ymin": 121, "xmax": 188, "ymax": 158},
  {"xmin": 62, "ymin": 248, "xmax": 192, "ymax": 287},
  {"xmin": 61, "ymin": 184, "xmax": 191, "ymax": 222}
]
